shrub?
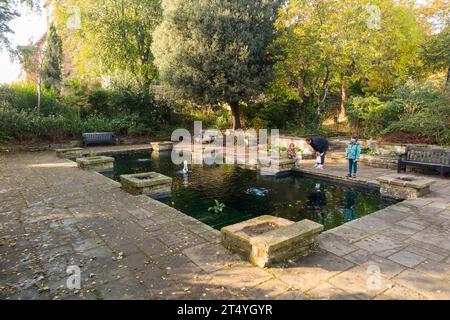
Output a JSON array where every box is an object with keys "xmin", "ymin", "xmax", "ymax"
[
  {"xmin": 347, "ymin": 96, "xmax": 400, "ymax": 137},
  {"xmin": 0, "ymin": 83, "xmax": 72, "ymax": 117},
  {"xmin": 0, "ymin": 101, "xmax": 141, "ymax": 143},
  {"xmin": 63, "ymin": 79, "xmax": 172, "ymax": 129},
  {"xmin": 347, "ymin": 81, "xmax": 450, "ymax": 145},
  {"xmin": 242, "ymin": 99, "xmax": 303, "ymax": 130}
]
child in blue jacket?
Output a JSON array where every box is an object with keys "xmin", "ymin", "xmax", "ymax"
[{"xmin": 346, "ymin": 134, "xmax": 361, "ymax": 178}]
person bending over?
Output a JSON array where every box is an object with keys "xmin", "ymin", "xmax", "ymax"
[{"xmin": 305, "ymin": 137, "xmax": 329, "ymax": 170}]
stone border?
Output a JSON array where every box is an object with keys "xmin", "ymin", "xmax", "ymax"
[
  {"xmin": 292, "ymin": 167, "xmax": 380, "ymax": 189},
  {"xmin": 120, "ymin": 172, "xmax": 173, "ymax": 198},
  {"xmin": 377, "ymin": 174, "xmax": 435, "ymax": 200},
  {"xmin": 222, "ymin": 215, "xmax": 324, "ymax": 268},
  {"xmin": 76, "ymin": 156, "xmax": 115, "ymax": 171}
]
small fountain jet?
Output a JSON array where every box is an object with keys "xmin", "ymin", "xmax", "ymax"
[{"xmin": 182, "ymin": 160, "xmax": 189, "ymax": 174}]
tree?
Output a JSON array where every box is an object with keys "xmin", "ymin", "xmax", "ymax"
[
  {"xmin": 1, "ymin": 0, "xmax": 35, "ymax": 52},
  {"xmin": 416, "ymin": 0, "xmax": 450, "ymax": 84},
  {"xmin": 18, "ymin": 40, "xmax": 46, "ymax": 112},
  {"xmin": 42, "ymin": 23, "xmax": 63, "ymax": 92},
  {"xmin": 271, "ymin": 0, "xmax": 423, "ymax": 121},
  {"xmin": 422, "ymin": 27, "xmax": 450, "ymax": 85},
  {"xmin": 152, "ymin": 0, "xmax": 280, "ymax": 129},
  {"xmin": 54, "ymin": 0, "xmax": 162, "ymax": 91}
]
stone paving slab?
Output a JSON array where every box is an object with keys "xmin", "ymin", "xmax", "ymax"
[{"xmin": 0, "ymin": 149, "xmax": 449, "ymax": 300}]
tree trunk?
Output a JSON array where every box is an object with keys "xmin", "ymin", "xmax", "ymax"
[
  {"xmin": 339, "ymin": 80, "xmax": 347, "ymax": 121},
  {"xmin": 230, "ymin": 101, "xmax": 241, "ymax": 130},
  {"xmin": 446, "ymin": 66, "xmax": 450, "ymax": 85},
  {"xmin": 37, "ymin": 78, "xmax": 42, "ymax": 113},
  {"xmin": 297, "ymin": 77, "xmax": 304, "ymax": 100}
]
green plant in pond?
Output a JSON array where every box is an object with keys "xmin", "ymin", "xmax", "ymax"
[{"xmin": 208, "ymin": 200, "xmax": 226, "ymax": 214}]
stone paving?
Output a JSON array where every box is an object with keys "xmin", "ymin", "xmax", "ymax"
[{"xmin": 0, "ymin": 149, "xmax": 449, "ymax": 300}]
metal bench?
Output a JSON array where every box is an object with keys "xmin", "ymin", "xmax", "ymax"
[
  {"xmin": 82, "ymin": 132, "xmax": 118, "ymax": 147},
  {"xmin": 398, "ymin": 146, "xmax": 450, "ymax": 176}
]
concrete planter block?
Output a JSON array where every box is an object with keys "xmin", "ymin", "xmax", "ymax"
[
  {"xmin": 151, "ymin": 141, "xmax": 174, "ymax": 152},
  {"xmin": 120, "ymin": 172, "xmax": 172, "ymax": 199},
  {"xmin": 76, "ymin": 156, "xmax": 114, "ymax": 171},
  {"xmin": 377, "ymin": 174, "xmax": 435, "ymax": 200},
  {"xmin": 56, "ymin": 148, "xmax": 83, "ymax": 159},
  {"xmin": 259, "ymin": 157, "xmax": 296, "ymax": 175},
  {"xmin": 222, "ymin": 215, "xmax": 324, "ymax": 268}
]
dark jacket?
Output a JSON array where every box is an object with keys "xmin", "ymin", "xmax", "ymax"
[{"xmin": 310, "ymin": 137, "xmax": 329, "ymax": 153}]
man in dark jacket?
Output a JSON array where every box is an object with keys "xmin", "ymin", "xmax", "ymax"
[{"xmin": 305, "ymin": 137, "xmax": 329, "ymax": 169}]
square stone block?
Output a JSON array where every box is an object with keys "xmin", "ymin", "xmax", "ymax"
[
  {"xmin": 76, "ymin": 156, "xmax": 114, "ymax": 171},
  {"xmin": 151, "ymin": 141, "xmax": 174, "ymax": 152},
  {"xmin": 222, "ymin": 215, "xmax": 324, "ymax": 268},
  {"xmin": 56, "ymin": 147, "xmax": 83, "ymax": 159},
  {"xmin": 259, "ymin": 157, "xmax": 296, "ymax": 175},
  {"xmin": 120, "ymin": 172, "xmax": 173, "ymax": 199},
  {"xmin": 377, "ymin": 174, "xmax": 435, "ymax": 200}
]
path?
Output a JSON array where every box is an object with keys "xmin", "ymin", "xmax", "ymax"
[{"xmin": 0, "ymin": 149, "xmax": 449, "ymax": 300}]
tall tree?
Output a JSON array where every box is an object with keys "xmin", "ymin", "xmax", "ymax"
[
  {"xmin": 54, "ymin": 0, "xmax": 162, "ymax": 90},
  {"xmin": 423, "ymin": 27, "xmax": 450, "ymax": 84},
  {"xmin": 271, "ymin": 0, "xmax": 423, "ymax": 120},
  {"xmin": 416, "ymin": 0, "xmax": 449, "ymax": 84},
  {"xmin": 152, "ymin": 0, "xmax": 280, "ymax": 129},
  {"xmin": 42, "ymin": 23, "xmax": 63, "ymax": 92}
]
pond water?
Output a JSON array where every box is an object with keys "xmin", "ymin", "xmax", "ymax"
[{"xmin": 101, "ymin": 151, "xmax": 397, "ymax": 231}]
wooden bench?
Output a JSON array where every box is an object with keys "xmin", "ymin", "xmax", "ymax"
[
  {"xmin": 398, "ymin": 146, "xmax": 450, "ymax": 176},
  {"xmin": 82, "ymin": 132, "xmax": 118, "ymax": 147}
]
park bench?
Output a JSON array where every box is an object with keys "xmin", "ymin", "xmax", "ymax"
[
  {"xmin": 398, "ymin": 146, "xmax": 450, "ymax": 176},
  {"xmin": 82, "ymin": 132, "xmax": 118, "ymax": 147}
]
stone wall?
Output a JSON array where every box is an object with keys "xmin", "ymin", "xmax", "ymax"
[{"xmin": 360, "ymin": 154, "xmax": 398, "ymax": 170}]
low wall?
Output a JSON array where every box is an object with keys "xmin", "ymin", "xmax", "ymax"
[{"xmin": 360, "ymin": 154, "xmax": 398, "ymax": 170}]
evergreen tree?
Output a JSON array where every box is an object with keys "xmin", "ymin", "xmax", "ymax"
[
  {"xmin": 42, "ymin": 23, "xmax": 63, "ymax": 92},
  {"xmin": 152, "ymin": 0, "xmax": 280, "ymax": 129}
]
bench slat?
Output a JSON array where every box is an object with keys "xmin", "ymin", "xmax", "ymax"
[
  {"xmin": 399, "ymin": 146, "xmax": 450, "ymax": 176},
  {"xmin": 82, "ymin": 132, "xmax": 117, "ymax": 147}
]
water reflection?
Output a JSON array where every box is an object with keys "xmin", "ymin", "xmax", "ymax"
[
  {"xmin": 102, "ymin": 151, "xmax": 398, "ymax": 230},
  {"xmin": 343, "ymin": 191, "xmax": 359, "ymax": 222}
]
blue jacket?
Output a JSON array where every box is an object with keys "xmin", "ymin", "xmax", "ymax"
[{"xmin": 346, "ymin": 141, "xmax": 361, "ymax": 160}]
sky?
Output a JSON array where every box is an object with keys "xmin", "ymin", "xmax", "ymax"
[{"xmin": 0, "ymin": 1, "xmax": 47, "ymax": 84}]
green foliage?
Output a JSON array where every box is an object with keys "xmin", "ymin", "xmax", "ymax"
[
  {"xmin": 347, "ymin": 96, "xmax": 400, "ymax": 137},
  {"xmin": 271, "ymin": 0, "xmax": 424, "ymax": 117},
  {"xmin": 208, "ymin": 200, "xmax": 225, "ymax": 214},
  {"xmin": 55, "ymin": 0, "xmax": 162, "ymax": 89},
  {"xmin": 421, "ymin": 26, "xmax": 449, "ymax": 84},
  {"xmin": 0, "ymin": 83, "xmax": 71, "ymax": 116},
  {"xmin": 0, "ymin": 81, "xmax": 171, "ymax": 143},
  {"xmin": 42, "ymin": 23, "xmax": 63, "ymax": 92},
  {"xmin": 152, "ymin": 0, "xmax": 281, "ymax": 128},
  {"xmin": 241, "ymin": 98, "xmax": 321, "ymax": 131},
  {"xmin": 62, "ymin": 78, "xmax": 172, "ymax": 129},
  {"xmin": 383, "ymin": 82, "xmax": 450, "ymax": 145},
  {"xmin": 0, "ymin": 101, "xmax": 139, "ymax": 143},
  {"xmin": 348, "ymin": 81, "xmax": 450, "ymax": 145}
]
